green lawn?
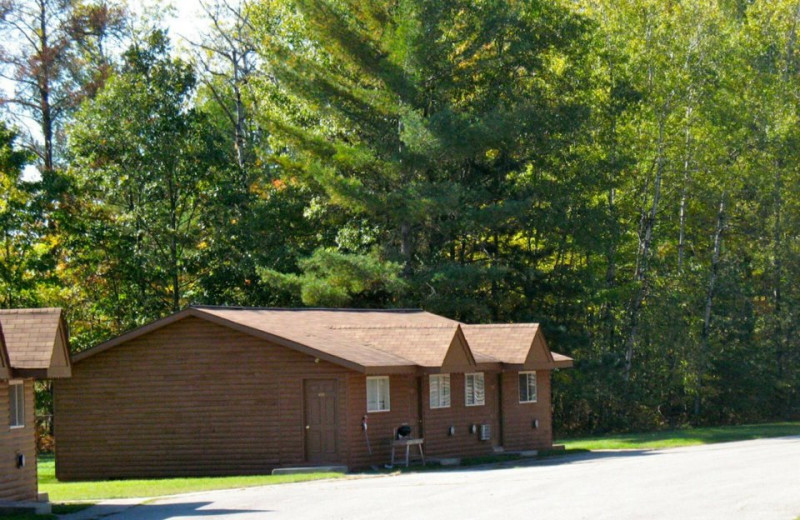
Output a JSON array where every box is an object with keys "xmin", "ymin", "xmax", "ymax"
[
  {"xmin": 558, "ymin": 421, "xmax": 800, "ymax": 450},
  {"xmin": 38, "ymin": 456, "xmax": 344, "ymax": 502}
]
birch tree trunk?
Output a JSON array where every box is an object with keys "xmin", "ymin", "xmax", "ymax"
[{"xmin": 694, "ymin": 191, "xmax": 726, "ymax": 416}]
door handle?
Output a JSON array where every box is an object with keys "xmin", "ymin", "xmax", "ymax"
[{"xmin": 305, "ymin": 425, "xmax": 310, "ymax": 430}]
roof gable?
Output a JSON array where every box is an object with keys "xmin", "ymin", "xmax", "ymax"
[
  {"xmin": 0, "ymin": 308, "xmax": 72, "ymax": 378},
  {"xmin": 463, "ymin": 324, "xmax": 572, "ymax": 369},
  {"xmin": 441, "ymin": 326, "xmax": 477, "ymax": 372},
  {"xmin": 524, "ymin": 329, "xmax": 555, "ymax": 367}
]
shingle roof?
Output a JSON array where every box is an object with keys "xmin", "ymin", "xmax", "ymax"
[
  {"xmin": 199, "ymin": 307, "xmax": 425, "ymax": 369},
  {"xmin": 462, "ymin": 324, "xmax": 542, "ymax": 365},
  {"xmin": 0, "ymin": 308, "xmax": 72, "ymax": 377},
  {"xmin": 75, "ymin": 306, "xmax": 573, "ymax": 372},
  {"xmin": 331, "ymin": 325, "xmax": 465, "ymax": 368}
]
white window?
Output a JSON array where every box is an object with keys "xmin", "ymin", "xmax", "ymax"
[
  {"xmin": 429, "ymin": 374, "xmax": 451, "ymax": 409},
  {"xmin": 366, "ymin": 376, "xmax": 390, "ymax": 412},
  {"xmin": 9, "ymin": 381, "xmax": 24, "ymax": 428},
  {"xmin": 519, "ymin": 371, "xmax": 537, "ymax": 403},
  {"xmin": 465, "ymin": 372, "xmax": 485, "ymax": 406}
]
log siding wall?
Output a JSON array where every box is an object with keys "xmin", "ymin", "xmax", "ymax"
[
  {"xmin": 419, "ymin": 372, "xmax": 502, "ymax": 459},
  {"xmin": 55, "ymin": 317, "xmax": 557, "ymax": 479},
  {"xmin": 54, "ymin": 317, "xmax": 353, "ymax": 480},
  {"xmin": 0, "ymin": 379, "xmax": 37, "ymax": 501},
  {"xmin": 500, "ymin": 370, "xmax": 553, "ymax": 451}
]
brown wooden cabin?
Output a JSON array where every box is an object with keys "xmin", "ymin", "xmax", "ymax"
[
  {"xmin": 54, "ymin": 306, "xmax": 572, "ymax": 480},
  {"xmin": 0, "ymin": 308, "xmax": 71, "ymax": 503}
]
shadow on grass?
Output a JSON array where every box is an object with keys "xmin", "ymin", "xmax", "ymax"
[
  {"xmin": 356, "ymin": 447, "xmax": 658, "ymax": 476},
  {"xmin": 59, "ymin": 501, "xmax": 270, "ymax": 519}
]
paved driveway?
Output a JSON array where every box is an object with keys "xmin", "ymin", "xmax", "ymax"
[{"xmin": 67, "ymin": 436, "xmax": 800, "ymax": 520}]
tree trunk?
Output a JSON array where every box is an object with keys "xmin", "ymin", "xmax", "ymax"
[
  {"xmin": 400, "ymin": 222, "xmax": 412, "ymax": 277},
  {"xmin": 624, "ymin": 110, "xmax": 667, "ymax": 380},
  {"xmin": 38, "ymin": 0, "xmax": 54, "ymax": 174},
  {"xmin": 678, "ymin": 103, "xmax": 693, "ymax": 273},
  {"xmin": 772, "ymin": 167, "xmax": 784, "ymax": 381},
  {"xmin": 694, "ymin": 191, "xmax": 725, "ymax": 416}
]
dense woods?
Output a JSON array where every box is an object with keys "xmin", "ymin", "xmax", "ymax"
[{"xmin": 2, "ymin": 0, "xmax": 800, "ymax": 436}]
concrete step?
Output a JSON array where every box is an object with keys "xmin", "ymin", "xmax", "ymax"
[
  {"xmin": 436, "ymin": 458, "xmax": 461, "ymax": 466},
  {"xmin": 0, "ymin": 500, "xmax": 52, "ymax": 515},
  {"xmin": 272, "ymin": 465, "xmax": 348, "ymax": 475}
]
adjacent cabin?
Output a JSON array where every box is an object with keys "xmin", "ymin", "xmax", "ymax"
[
  {"xmin": 0, "ymin": 308, "xmax": 71, "ymax": 504},
  {"xmin": 54, "ymin": 306, "xmax": 572, "ymax": 479}
]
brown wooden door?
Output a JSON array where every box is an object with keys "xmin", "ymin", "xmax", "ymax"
[{"xmin": 304, "ymin": 379, "xmax": 339, "ymax": 463}]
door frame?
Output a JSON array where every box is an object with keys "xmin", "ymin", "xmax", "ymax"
[{"xmin": 303, "ymin": 378, "xmax": 340, "ymax": 463}]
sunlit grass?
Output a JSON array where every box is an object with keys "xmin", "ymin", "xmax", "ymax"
[
  {"xmin": 558, "ymin": 422, "xmax": 800, "ymax": 450},
  {"xmin": 38, "ymin": 456, "xmax": 344, "ymax": 502}
]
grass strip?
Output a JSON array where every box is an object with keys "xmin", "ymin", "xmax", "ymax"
[
  {"xmin": 38, "ymin": 456, "xmax": 344, "ymax": 502},
  {"xmin": 558, "ymin": 421, "xmax": 800, "ymax": 450}
]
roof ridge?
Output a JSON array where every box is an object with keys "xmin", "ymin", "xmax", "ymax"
[
  {"xmin": 0, "ymin": 307, "xmax": 62, "ymax": 314},
  {"xmin": 463, "ymin": 323, "xmax": 539, "ymax": 328},
  {"xmin": 191, "ymin": 305, "xmax": 424, "ymax": 313},
  {"xmin": 330, "ymin": 324, "xmax": 459, "ymax": 330}
]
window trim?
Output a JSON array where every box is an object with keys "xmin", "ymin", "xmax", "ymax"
[
  {"xmin": 366, "ymin": 376, "xmax": 391, "ymax": 413},
  {"xmin": 518, "ymin": 371, "xmax": 538, "ymax": 404},
  {"xmin": 9, "ymin": 380, "xmax": 24, "ymax": 429},
  {"xmin": 465, "ymin": 372, "xmax": 485, "ymax": 407},
  {"xmin": 429, "ymin": 374, "xmax": 451, "ymax": 409}
]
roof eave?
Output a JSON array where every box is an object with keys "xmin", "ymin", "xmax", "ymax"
[
  {"xmin": 364, "ymin": 365, "xmax": 418, "ymax": 375},
  {"xmin": 503, "ymin": 361, "xmax": 573, "ymax": 371}
]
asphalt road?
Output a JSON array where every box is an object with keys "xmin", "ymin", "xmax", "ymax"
[{"xmin": 69, "ymin": 436, "xmax": 800, "ymax": 520}]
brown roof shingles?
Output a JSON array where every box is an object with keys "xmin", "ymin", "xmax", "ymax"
[
  {"xmin": 331, "ymin": 325, "xmax": 462, "ymax": 368},
  {"xmin": 76, "ymin": 306, "xmax": 572, "ymax": 372},
  {"xmin": 0, "ymin": 308, "xmax": 65, "ymax": 370}
]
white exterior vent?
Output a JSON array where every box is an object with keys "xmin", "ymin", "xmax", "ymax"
[{"xmin": 479, "ymin": 424, "xmax": 491, "ymax": 441}]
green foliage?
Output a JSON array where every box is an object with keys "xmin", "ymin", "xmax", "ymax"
[
  {"xmin": 260, "ymin": 248, "xmax": 405, "ymax": 307},
  {"xmin": 3, "ymin": 0, "xmax": 800, "ymax": 437},
  {"xmin": 0, "ymin": 123, "xmax": 43, "ymax": 307},
  {"xmin": 65, "ymin": 30, "xmax": 227, "ymax": 334}
]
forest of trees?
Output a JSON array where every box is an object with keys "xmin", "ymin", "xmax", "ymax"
[{"xmin": 2, "ymin": 0, "xmax": 800, "ymax": 436}]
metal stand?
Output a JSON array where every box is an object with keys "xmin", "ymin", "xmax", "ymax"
[{"xmin": 390, "ymin": 438, "xmax": 425, "ymax": 467}]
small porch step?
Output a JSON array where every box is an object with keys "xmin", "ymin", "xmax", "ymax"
[
  {"xmin": 272, "ymin": 465, "xmax": 348, "ymax": 475},
  {"xmin": 0, "ymin": 500, "xmax": 52, "ymax": 515}
]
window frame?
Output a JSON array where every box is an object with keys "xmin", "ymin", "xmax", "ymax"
[
  {"xmin": 9, "ymin": 380, "xmax": 24, "ymax": 429},
  {"xmin": 465, "ymin": 372, "xmax": 485, "ymax": 407},
  {"xmin": 429, "ymin": 374, "xmax": 451, "ymax": 409},
  {"xmin": 366, "ymin": 376, "xmax": 391, "ymax": 413},
  {"xmin": 518, "ymin": 371, "xmax": 538, "ymax": 404}
]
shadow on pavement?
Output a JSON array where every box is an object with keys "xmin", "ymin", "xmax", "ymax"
[
  {"xmin": 364, "ymin": 448, "xmax": 660, "ymax": 475},
  {"xmin": 65, "ymin": 501, "xmax": 270, "ymax": 519}
]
